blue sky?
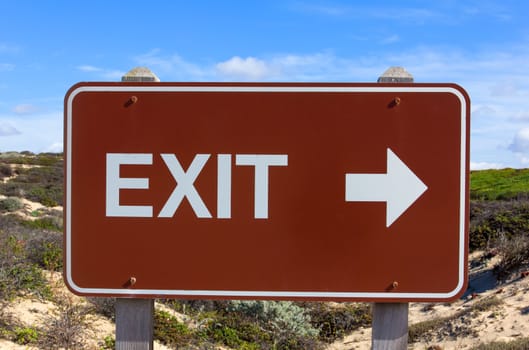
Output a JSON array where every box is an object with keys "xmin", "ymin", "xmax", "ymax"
[{"xmin": 0, "ymin": 1, "xmax": 528, "ymax": 169}]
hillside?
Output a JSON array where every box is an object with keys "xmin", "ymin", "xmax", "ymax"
[
  {"xmin": 471, "ymin": 168, "xmax": 529, "ymax": 200},
  {"xmin": 2, "ymin": 152, "xmax": 529, "ymax": 349}
]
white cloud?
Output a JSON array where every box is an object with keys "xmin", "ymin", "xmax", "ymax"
[
  {"xmin": 512, "ymin": 111, "xmax": 529, "ymax": 121},
  {"xmin": 44, "ymin": 142, "xmax": 63, "ymax": 153},
  {"xmin": 509, "ymin": 128, "xmax": 529, "ymax": 153},
  {"xmin": 0, "ymin": 112, "xmax": 62, "ymax": 153},
  {"xmin": 490, "ymin": 80, "xmax": 518, "ymax": 96},
  {"xmin": 290, "ymin": 4, "xmax": 439, "ymax": 24},
  {"xmin": 135, "ymin": 49, "xmax": 209, "ymax": 80},
  {"xmin": 77, "ymin": 65, "xmax": 102, "ymax": 72},
  {"xmin": 12, "ymin": 104, "xmax": 39, "ymax": 115},
  {"xmin": 472, "ymin": 105, "xmax": 497, "ymax": 119},
  {"xmin": 470, "ymin": 162, "xmax": 504, "ymax": 170},
  {"xmin": 216, "ymin": 56, "xmax": 272, "ymax": 80},
  {"xmin": 0, "ymin": 122, "xmax": 21, "ymax": 136},
  {"xmin": 101, "ymin": 69, "xmax": 126, "ymax": 80},
  {"xmin": 125, "ymin": 44, "xmax": 529, "ymax": 168},
  {"xmin": 77, "ymin": 65, "xmax": 125, "ymax": 80}
]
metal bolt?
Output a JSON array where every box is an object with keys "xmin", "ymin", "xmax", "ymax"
[
  {"xmin": 129, "ymin": 277, "xmax": 137, "ymax": 286},
  {"xmin": 391, "ymin": 281, "xmax": 399, "ymax": 289},
  {"xmin": 124, "ymin": 96, "xmax": 138, "ymax": 107},
  {"xmin": 394, "ymin": 97, "xmax": 401, "ymax": 105}
]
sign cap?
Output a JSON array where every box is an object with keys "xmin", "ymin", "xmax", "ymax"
[
  {"xmin": 377, "ymin": 66, "xmax": 414, "ymax": 83},
  {"xmin": 121, "ymin": 66, "xmax": 160, "ymax": 82}
]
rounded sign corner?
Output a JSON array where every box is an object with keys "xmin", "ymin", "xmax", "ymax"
[
  {"xmin": 63, "ymin": 270, "xmax": 86, "ymax": 297},
  {"xmin": 445, "ymin": 83, "xmax": 471, "ymax": 108},
  {"xmin": 65, "ymin": 82, "xmax": 89, "ymax": 103}
]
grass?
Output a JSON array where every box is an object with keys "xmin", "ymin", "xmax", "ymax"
[
  {"xmin": 0, "ymin": 152, "xmax": 63, "ymax": 166},
  {"xmin": 471, "ymin": 168, "xmax": 529, "ymax": 200}
]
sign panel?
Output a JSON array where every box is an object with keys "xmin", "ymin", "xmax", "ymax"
[{"xmin": 64, "ymin": 83, "xmax": 470, "ymax": 301}]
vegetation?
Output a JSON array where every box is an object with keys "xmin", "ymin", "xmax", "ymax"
[
  {"xmin": 154, "ymin": 309, "xmax": 195, "ymax": 347},
  {"xmin": 38, "ymin": 296, "xmax": 93, "ymax": 349},
  {"xmin": 0, "ymin": 231, "xmax": 52, "ymax": 301},
  {"xmin": 0, "ymin": 197, "xmax": 24, "ymax": 212},
  {"xmin": 154, "ymin": 300, "xmax": 371, "ymax": 349},
  {"xmin": 469, "ymin": 200, "xmax": 529, "ymax": 251},
  {"xmin": 0, "ymin": 152, "xmax": 63, "ymax": 206},
  {"xmin": 408, "ymin": 296, "xmax": 503, "ymax": 343},
  {"xmin": 471, "ymin": 338, "xmax": 529, "ymax": 350},
  {"xmin": 471, "ymin": 168, "xmax": 529, "ymax": 200},
  {"xmin": 2, "ymin": 152, "xmax": 529, "ymax": 348},
  {"xmin": 493, "ymin": 233, "xmax": 529, "ymax": 280},
  {"xmin": 304, "ymin": 302, "xmax": 371, "ymax": 342}
]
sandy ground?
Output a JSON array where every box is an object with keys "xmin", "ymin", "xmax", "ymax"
[
  {"xmin": 4, "ymin": 245, "xmax": 529, "ymax": 349},
  {"xmin": 325, "ymin": 252, "xmax": 529, "ymax": 349}
]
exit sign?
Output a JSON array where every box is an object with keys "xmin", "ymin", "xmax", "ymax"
[{"xmin": 64, "ymin": 82, "xmax": 470, "ymax": 301}]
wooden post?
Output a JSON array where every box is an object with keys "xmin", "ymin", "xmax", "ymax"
[
  {"xmin": 116, "ymin": 299, "xmax": 154, "ymax": 350},
  {"xmin": 372, "ymin": 303, "xmax": 408, "ymax": 349},
  {"xmin": 115, "ymin": 67, "xmax": 160, "ymax": 350},
  {"xmin": 371, "ymin": 66, "xmax": 414, "ymax": 350}
]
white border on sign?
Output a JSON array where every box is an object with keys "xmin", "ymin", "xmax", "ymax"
[{"xmin": 65, "ymin": 85, "xmax": 468, "ymax": 300}]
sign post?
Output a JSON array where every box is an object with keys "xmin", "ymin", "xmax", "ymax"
[
  {"xmin": 371, "ymin": 66, "xmax": 413, "ymax": 350},
  {"xmin": 114, "ymin": 67, "xmax": 159, "ymax": 350}
]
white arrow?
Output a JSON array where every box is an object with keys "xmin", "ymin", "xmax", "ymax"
[{"xmin": 345, "ymin": 148, "xmax": 428, "ymax": 228}]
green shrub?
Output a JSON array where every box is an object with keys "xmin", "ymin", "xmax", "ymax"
[
  {"xmin": 0, "ymin": 197, "xmax": 23, "ymax": 212},
  {"xmin": 28, "ymin": 187, "xmax": 59, "ymax": 207},
  {"xmin": 101, "ymin": 335, "xmax": 115, "ymax": 349},
  {"xmin": 32, "ymin": 240, "xmax": 63, "ymax": 271},
  {"xmin": 408, "ymin": 317, "xmax": 447, "ymax": 342},
  {"xmin": 470, "ymin": 200, "xmax": 529, "ymax": 251},
  {"xmin": 14, "ymin": 326, "xmax": 39, "ymax": 344},
  {"xmin": 223, "ymin": 301, "xmax": 320, "ymax": 349},
  {"xmin": 154, "ymin": 309, "xmax": 194, "ymax": 347},
  {"xmin": 305, "ymin": 302, "xmax": 371, "ymax": 343},
  {"xmin": 88, "ymin": 297, "xmax": 115, "ymax": 320},
  {"xmin": 6, "ymin": 263, "xmax": 51, "ymax": 299},
  {"xmin": 493, "ymin": 234, "xmax": 529, "ymax": 279},
  {"xmin": 38, "ymin": 296, "xmax": 92, "ymax": 349},
  {"xmin": 205, "ymin": 311, "xmax": 271, "ymax": 349},
  {"xmin": 22, "ymin": 216, "xmax": 62, "ymax": 232},
  {"xmin": 0, "ymin": 156, "xmax": 63, "ymax": 206},
  {"xmin": 0, "ymin": 234, "xmax": 52, "ymax": 300},
  {"xmin": 229, "ymin": 300, "xmax": 319, "ymax": 338},
  {"xmin": 0, "ymin": 164, "xmax": 13, "ymax": 178}
]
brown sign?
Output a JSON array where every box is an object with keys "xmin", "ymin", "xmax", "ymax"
[{"xmin": 64, "ymin": 83, "xmax": 470, "ymax": 301}]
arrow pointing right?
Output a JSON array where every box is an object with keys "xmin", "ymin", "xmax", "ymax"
[{"xmin": 345, "ymin": 148, "xmax": 428, "ymax": 228}]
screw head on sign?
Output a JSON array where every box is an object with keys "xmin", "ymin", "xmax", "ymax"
[{"xmin": 124, "ymin": 96, "xmax": 138, "ymax": 107}]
